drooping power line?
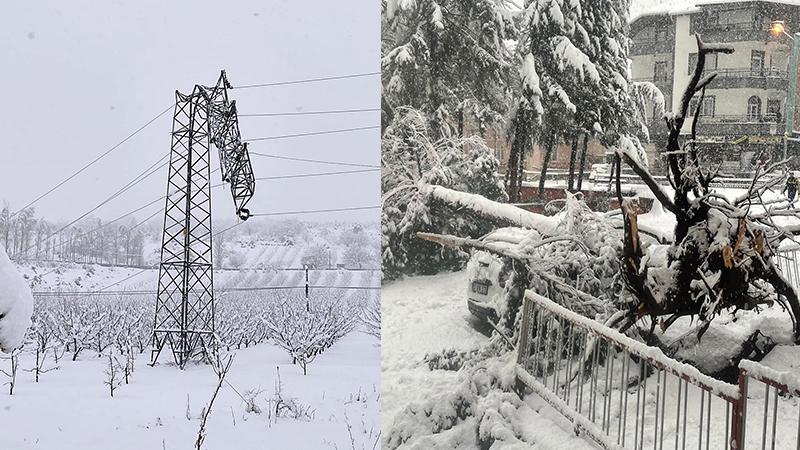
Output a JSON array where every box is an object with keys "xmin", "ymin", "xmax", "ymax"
[
  {"xmin": 249, "ymin": 152, "xmax": 379, "ymax": 168},
  {"xmin": 243, "ymin": 125, "xmax": 380, "ymax": 142},
  {"xmin": 232, "ymin": 71, "xmax": 380, "ymax": 89},
  {"xmin": 255, "ymin": 169, "xmax": 378, "ymax": 180}
]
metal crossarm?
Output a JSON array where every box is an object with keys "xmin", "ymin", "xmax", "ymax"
[{"xmin": 151, "ymin": 71, "xmax": 255, "ymax": 368}]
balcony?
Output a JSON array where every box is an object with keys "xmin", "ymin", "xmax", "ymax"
[
  {"xmin": 710, "ymin": 68, "xmax": 788, "ymax": 90},
  {"xmin": 692, "ymin": 21, "xmax": 770, "ymax": 42},
  {"xmin": 630, "ymin": 38, "xmax": 673, "ymax": 56},
  {"xmin": 694, "ymin": 114, "xmax": 786, "ymax": 137}
]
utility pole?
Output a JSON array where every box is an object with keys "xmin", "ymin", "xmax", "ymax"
[
  {"xmin": 305, "ymin": 264, "xmax": 310, "ymax": 312},
  {"xmin": 786, "ymin": 34, "xmax": 800, "ymax": 160},
  {"xmin": 772, "ymin": 21, "xmax": 800, "ymax": 160}
]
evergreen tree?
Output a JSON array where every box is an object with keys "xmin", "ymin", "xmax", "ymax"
[
  {"xmin": 506, "ymin": 0, "xmax": 655, "ymax": 197},
  {"xmin": 382, "ymin": 0, "xmax": 517, "ymax": 139}
]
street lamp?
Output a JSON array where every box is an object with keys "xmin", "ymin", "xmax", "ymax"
[{"xmin": 771, "ymin": 20, "xmax": 800, "ymax": 160}]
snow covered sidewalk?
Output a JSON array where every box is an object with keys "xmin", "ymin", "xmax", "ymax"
[{"xmin": 382, "ymin": 271, "xmax": 598, "ymax": 449}]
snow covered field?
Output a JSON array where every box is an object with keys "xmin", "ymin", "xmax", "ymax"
[
  {"xmin": 0, "ymin": 223, "xmax": 381, "ymax": 449},
  {"xmin": 382, "ymin": 271, "xmax": 597, "ymax": 449},
  {"xmin": 0, "ymin": 330, "xmax": 379, "ymax": 450}
]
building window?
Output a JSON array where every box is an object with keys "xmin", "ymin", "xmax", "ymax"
[
  {"xmin": 707, "ymin": 53, "xmax": 718, "ymax": 70},
  {"xmin": 707, "ymin": 11, "xmax": 719, "ymax": 27},
  {"xmin": 654, "ymin": 61, "xmax": 668, "ymax": 82},
  {"xmin": 751, "ymin": 50, "xmax": 765, "ymax": 75},
  {"xmin": 689, "ymin": 95, "xmax": 716, "ymax": 117},
  {"xmin": 688, "ymin": 53, "xmax": 717, "ymax": 75},
  {"xmin": 701, "ymin": 96, "xmax": 715, "ymax": 117},
  {"xmin": 767, "ymin": 99, "xmax": 782, "ymax": 121},
  {"xmin": 655, "ymin": 27, "xmax": 668, "ymax": 42},
  {"xmin": 747, "ymin": 96, "xmax": 762, "ymax": 120}
]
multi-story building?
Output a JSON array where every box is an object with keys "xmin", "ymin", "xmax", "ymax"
[{"xmin": 631, "ymin": 0, "xmax": 800, "ymax": 173}]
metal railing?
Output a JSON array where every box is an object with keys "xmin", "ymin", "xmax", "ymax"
[
  {"xmin": 517, "ymin": 288, "xmax": 800, "ymax": 449},
  {"xmin": 775, "ymin": 245, "xmax": 800, "ymax": 290},
  {"xmin": 517, "ymin": 292, "xmax": 741, "ymax": 449},
  {"xmin": 737, "ymin": 360, "xmax": 800, "ymax": 450},
  {"xmin": 713, "ymin": 68, "xmax": 787, "ymax": 79},
  {"xmin": 700, "ymin": 114, "xmax": 782, "ymax": 124}
]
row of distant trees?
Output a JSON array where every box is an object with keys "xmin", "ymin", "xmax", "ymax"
[
  {"xmin": 0, "ymin": 204, "xmax": 148, "ymax": 266},
  {"xmin": 1, "ymin": 201, "xmax": 380, "ymax": 269}
]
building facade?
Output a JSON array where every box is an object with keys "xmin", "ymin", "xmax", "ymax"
[{"xmin": 631, "ymin": 0, "xmax": 800, "ymax": 173}]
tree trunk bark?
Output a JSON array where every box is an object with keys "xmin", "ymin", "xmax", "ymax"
[
  {"xmin": 506, "ymin": 137, "xmax": 522, "ymax": 203},
  {"xmin": 576, "ymin": 133, "xmax": 589, "ymax": 191},
  {"xmin": 538, "ymin": 131, "xmax": 556, "ymax": 198},
  {"xmin": 567, "ymin": 134, "xmax": 579, "ymax": 191}
]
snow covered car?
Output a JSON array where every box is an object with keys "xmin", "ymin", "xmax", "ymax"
[{"xmin": 465, "ymin": 228, "xmax": 530, "ymax": 323}]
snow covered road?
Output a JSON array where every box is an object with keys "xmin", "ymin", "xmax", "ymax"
[{"xmin": 382, "ymin": 270, "xmax": 598, "ymax": 449}]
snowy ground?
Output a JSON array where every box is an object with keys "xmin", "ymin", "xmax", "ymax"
[
  {"xmin": 382, "ymin": 270, "xmax": 598, "ymax": 449},
  {"xmin": 0, "ymin": 330, "xmax": 379, "ymax": 450}
]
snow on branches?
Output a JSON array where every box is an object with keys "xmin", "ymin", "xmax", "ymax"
[
  {"xmin": 382, "ymin": 0, "xmax": 517, "ymax": 137},
  {"xmin": 0, "ymin": 245, "xmax": 33, "ymax": 352},
  {"xmin": 614, "ymin": 34, "xmax": 800, "ymax": 342},
  {"xmin": 382, "ymin": 107, "xmax": 506, "ymax": 279},
  {"xmin": 264, "ymin": 291, "xmax": 357, "ymax": 375}
]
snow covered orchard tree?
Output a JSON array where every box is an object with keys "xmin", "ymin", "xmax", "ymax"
[
  {"xmin": 382, "ymin": 107, "xmax": 507, "ymax": 278},
  {"xmin": 382, "ymin": 0, "xmax": 517, "ymax": 139},
  {"xmin": 614, "ymin": 34, "xmax": 800, "ymax": 342},
  {"xmin": 264, "ymin": 292, "xmax": 356, "ymax": 375}
]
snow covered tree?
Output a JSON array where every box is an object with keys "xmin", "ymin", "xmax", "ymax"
[
  {"xmin": 505, "ymin": 0, "xmax": 654, "ymax": 198},
  {"xmin": 382, "ymin": 0, "xmax": 517, "ymax": 139},
  {"xmin": 382, "ymin": 107, "xmax": 507, "ymax": 279},
  {"xmin": 0, "ymin": 243, "xmax": 33, "ymax": 353}
]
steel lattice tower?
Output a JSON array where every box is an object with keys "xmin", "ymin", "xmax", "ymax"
[{"xmin": 151, "ymin": 71, "xmax": 255, "ymax": 368}]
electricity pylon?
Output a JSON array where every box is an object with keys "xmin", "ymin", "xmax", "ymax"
[{"xmin": 151, "ymin": 71, "xmax": 255, "ymax": 368}]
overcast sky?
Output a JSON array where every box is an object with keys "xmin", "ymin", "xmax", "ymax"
[{"xmin": 0, "ymin": 1, "xmax": 380, "ymax": 225}]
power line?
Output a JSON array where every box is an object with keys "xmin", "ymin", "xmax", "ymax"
[
  {"xmin": 232, "ymin": 71, "xmax": 380, "ymax": 89},
  {"xmin": 213, "ymin": 205, "xmax": 379, "ymax": 236},
  {"xmin": 13, "ymin": 103, "xmax": 174, "ymax": 216},
  {"xmin": 255, "ymin": 169, "xmax": 378, "ymax": 181},
  {"xmin": 97, "ymin": 268, "xmax": 150, "ymax": 292},
  {"xmin": 238, "ymin": 108, "xmax": 381, "ymax": 117},
  {"xmin": 243, "ymin": 125, "xmax": 380, "ymax": 142},
  {"xmin": 25, "ymin": 167, "xmax": 371, "ymax": 260},
  {"xmin": 13, "ymin": 72, "xmax": 378, "ymax": 215},
  {"xmin": 31, "ymin": 285, "xmax": 380, "ymax": 297},
  {"xmin": 238, "ymin": 108, "xmax": 380, "ymax": 117},
  {"xmin": 249, "ymin": 152, "xmax": 379, "ymax": 168},
  {"xmin": 32, "ymin": 153, "xmax": 170, "ymax": 252},
  {"xmin": 249, "ymin": 206, "xmax": 380, "ymax": 217}
]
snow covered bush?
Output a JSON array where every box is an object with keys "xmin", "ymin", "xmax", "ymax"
[
  {"xmin": 385, "ymin": 339, "xmax": 526, "ymax": 449},
  {"xmin": 382, "ymin": 107, "xmax": 507, "ymax": 279},
  {"xmin": 0, "ymin": 244, "xmax": 33, "ymax": 352},
  {"xmin": 215, "ymin": 293, "xmax": 272, "ymax": 350},
  {"xmin": 264, "ymin": 291, "xmax": 357, "ymax": 375},
  {"xmin": 358, "ymin": 292, "xmax": 381, "ymax": 339}
]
